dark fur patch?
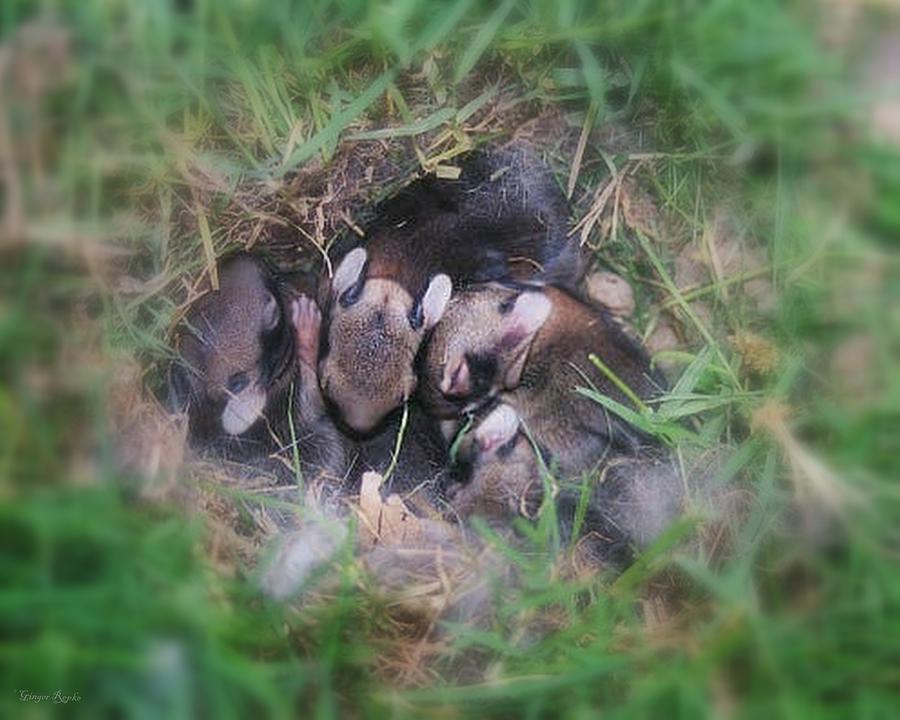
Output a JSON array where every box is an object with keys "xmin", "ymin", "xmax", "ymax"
[{"xmin": 465, "ymin": 353, "xmax": 499, "ymax": 398}]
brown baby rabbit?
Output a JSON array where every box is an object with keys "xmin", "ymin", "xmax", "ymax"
[
  {"xmin": 169, "ymin": 253, "xmax": 347, "ymax": 481},
  {"xmin": 421, "ymin": 282, "xmax": 667, "ymax": 476},
  {"xmin": 169, "ymin": 252, "xmax": 448, "ymax": 503},
  {"xmin": 319, "ymin": 144, "xmax": 583, "ymax": 434},
  {"xmin": 448, "ymin": 403, "xmax": 683, "ymax": 567}
]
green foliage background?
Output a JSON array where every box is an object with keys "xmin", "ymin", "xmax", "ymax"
[{"xmin": 1, "ymin": 1, "xmax": 898, "ymax": 718}]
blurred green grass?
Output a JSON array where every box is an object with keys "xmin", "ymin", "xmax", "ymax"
[{"xmin": 1, "ymin": 1, "xmax": 899, "ymax": 718}]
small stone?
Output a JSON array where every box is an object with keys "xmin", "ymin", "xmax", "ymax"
[
  {"xmin": 585, "ymin": 271, "xmax": 635, "ymax": 317},
  {"xmin": 646, "ymin": 320, "xmax": 680, "ymax": 358}
]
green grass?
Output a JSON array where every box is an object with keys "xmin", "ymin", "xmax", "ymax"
[{"xmin": 1, "ymin": 0, "xmax": 899, "ymax": 718}]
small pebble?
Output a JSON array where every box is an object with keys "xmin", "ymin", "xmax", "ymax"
[{"xmin": 585, "ymin": 271, "xmax": 635, "ymax": 317}]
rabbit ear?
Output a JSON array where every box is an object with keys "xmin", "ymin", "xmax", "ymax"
[
  {"xmin": 498, "ymin": 292, "xmax": 551, "ymax": 387},
  {"xmin": 167, "ymin": 360, "xmax": 195, "ymax": 413},
  {"xmin": 499, "ymin": 292, "xmax": 551, "ymax": 349},
  {"xmin": 261, "ymin": 292, "xmax": 280, "ymax": 331},
  {"xmin": 475, "ymin": 404, "xmax": 520, "ymax": 454},
  {"xmin": 331, "ymin": 248, "xmax": 368, "ymax": 296},
  {"xmin": 420, "ymin": 274, "xmax": 453, "ymax": 330}
]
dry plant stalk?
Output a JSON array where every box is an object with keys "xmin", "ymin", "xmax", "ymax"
[{"xmin": 751, "ymin": 399, "xmax": 864, "ymax": 513}]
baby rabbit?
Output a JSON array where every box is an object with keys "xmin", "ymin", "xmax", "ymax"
[
  {"xmin": 319, "ymin": 144, "xmax": 583, "ymax": 434},
  {"xmin": 448, "ymin": 403, "xmax": 683, "ymax": 567},
  {"xmin": 421, "ymin": 282, "xmax": 667, "ymax": 476}
]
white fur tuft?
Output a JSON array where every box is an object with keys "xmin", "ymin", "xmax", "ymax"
[
  {"xmin": 221, "ymin": 388, "xmax": 267, "ymax": 435},
  {"xmin": 260, "ymin": 517, "xmax": 349, "ymax": 601}
]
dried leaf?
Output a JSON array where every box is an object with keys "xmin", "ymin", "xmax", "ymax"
[{"xmin": 356, "ymin": 471, "xmax": 425, "ymax": 548}]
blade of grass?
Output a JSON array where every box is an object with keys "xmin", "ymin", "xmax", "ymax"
[
  {"xmin": 634, "ymin": 229, "xmax": 742, "ymax": 390},
  {"xmin": 453, "ymin": 0, "xmax": 517, "ymax": 83},
  {"xmin": 345, "ymin": 106, "xmax": 458, "ymax": 141},
  {"xmin": 587, "ymin": 353, "xmax": 650, "ymax": 415},
  {"xmin": 381, "ymin": 401, "xmax": 410, "ymax": 486},
  {"xmin": 286, "ymin": 381, "xmax": 304, "ymax": 495},
  {"xmin": 276, "ymin": 68, "xmax": 397, "ymax": 176}
]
